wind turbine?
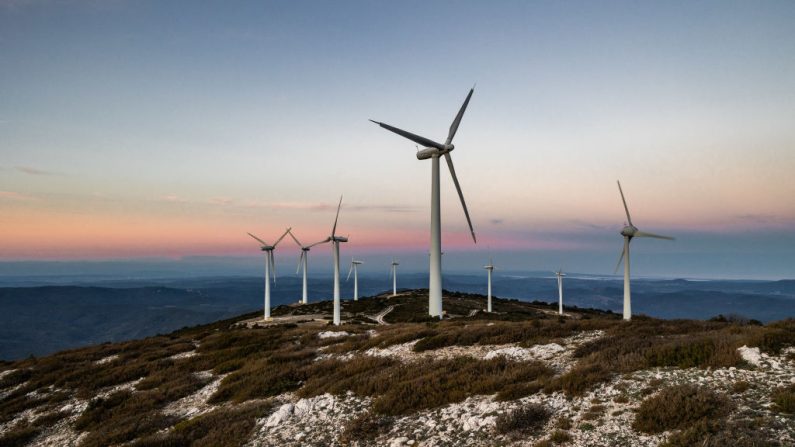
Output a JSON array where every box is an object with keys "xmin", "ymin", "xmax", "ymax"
[
  {"xmin": 389, "ymin": 259, "xmax": 399, "ymax": 296},
  {"xmin": 346, "ymin": 259, "xmax": 363, "ymax": 301},
  {"xmin": 327, "ymin": 196, "xmax": 347, "ymax": 325},
  {"xmin": 484, "ymin": 258, "xmax": 494, "ymax": 312},
  {"xmin": 287, "ymin": 230, "xmax": 331, "ymax": 304},
  {"xmin": 247, "ymin": 228, "xmax": 291, "ymax": 320},
  {"xmin": 554, "ymin": 269, "xmax": 566, "ymax": 315},
  {"xmin": 615, "ymin": 180, "xmax": 675, "ymax": 321},
  {"xmin": 370, "ymin": 87, "xmax": 477, "ymax": 318}
]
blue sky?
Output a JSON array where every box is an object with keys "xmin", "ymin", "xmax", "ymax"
[{"xmin": 1, "ymin": 1, "xmax": 794, "ymax": 279}]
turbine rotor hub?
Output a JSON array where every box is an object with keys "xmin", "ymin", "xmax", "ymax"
[{"xmin": 620, "ymin": 225, "xmax": 637, "ymax": 238}]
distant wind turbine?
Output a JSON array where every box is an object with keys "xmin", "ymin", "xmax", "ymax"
[
  {"xmin": 614, "ymin": 180, "xmax": 675, "ymax": 321},
  {"xmin": 554, "ymin": 269, "xmax": 566, "ymax": 315},
  {"xmin": 327, "ymin": 196, "xmax": 347, "ymax": 325},
  {"xmin": 390, "ymin": 259, "xmax": 399, "ymax": 296},
  {"xmin": 484, "ymin": 258, "xmax": 494, "ymax": 312},
  {"xmin": 287, "ymin": 230, "xmax": 331, "ymax": 304},
  {"xmin": 346, "ymin": 259, "xmax": 363, "ymax": 301},
  {"xmin": 370, "ymin": 87, "xmax": 477, "ymax": 318},
  {"xmin": 247, "ymin": 228, "xmax": 291, "ymax": 320}
]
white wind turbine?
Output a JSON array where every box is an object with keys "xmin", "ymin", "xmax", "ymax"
[
  {"xmin": 327, "ymin": 196, "xmax": 347, "ymax": 325},
  {"xmin": 287, "ymin": 230, "xmax": 331, "ymax": 304},
  {"xmin": 370, "ymin": 88, "xmax": 477, "ymax": 318},
  {"xmin": 390, "ymin": 259, "xmax": 399, "ymax": 296},
  {"xmin": 615, "ymin": 180, "xmax": 675, "ymax": 321},
  {"xmin": 484, "ymin": 258, "xmax": 494, "ymax": 312},
  {"xmin": 247, "ymin": 228, "xmax": 291, "ymax": 320},
  {"xmin": 554, "ymin": 269, "xmax": 566, "ymax": 315},
  {"xmin": 347, "ymin": 259, "xmax": 364, "ymax": 301}
]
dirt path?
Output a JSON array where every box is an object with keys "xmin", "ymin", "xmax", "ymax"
[{"xmin": 373, "ymin": 305, "xmax": 395, "ymax": 325}]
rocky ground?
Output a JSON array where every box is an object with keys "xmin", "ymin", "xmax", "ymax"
[{"xmin": 0, "ymin": 290, "xmax": 793, "ymax": 447}]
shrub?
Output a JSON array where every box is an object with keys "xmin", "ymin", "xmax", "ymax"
[
  {"xmin": 662, "ymin": 418, "xmax": 778, "ymax": 447},
  {"xmin": 338, "ymin": 412, "xmax": 393, "ymax": 445},
  {"xmin": 772, "ymin": 384, "xmax": 795, "ymax": 413},
  {"xmin": 547, "ymin": 362, "xmax": 612, "ymax": 396},
  {"xmin": 632, "ymin": 384, "xmax": 732, "ymax": 433},
  {"xmin": 0, "ymin": 422, "xmax": 40, "ymax": 447},
  {"xmin": 554, "ymin": 417, "xmax": 572, "ymax": 430},
  {"xmin": 732, "ymin": 380, "xmax": 751, "ymax": 394},
  {"xmin": 495, "ymin": 403, "xmax": 552, "ymax": 435},
  {"xmin": 495, "ymin": 381, "xmax": 544, "ymax": 401},
  {"xmin": 131, "ymin": 401, "xmax": 271, "ymax": 447},
  {"xmin": 550, "ymin": 429, "xmax": 571, "ymax": 443}
]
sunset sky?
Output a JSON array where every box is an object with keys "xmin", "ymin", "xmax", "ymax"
[{"xmin": 1, "ymin": 1, "xmax": 794, "ymax": 279}]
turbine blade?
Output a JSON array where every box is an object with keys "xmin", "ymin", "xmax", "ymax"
[
  {"xmin": 444, "ymin": 153, "xmax": 476, "ymax": 243},
  {"xmin": 614, "ymin": 244, "xmax": 626, "ymax": 274},
  {"xmin": 369, "ymin": 120, "xmax": 445, "ymax": 150},
  {"xmin": 446, "ymin": 87, "xmax": 474, "ymax": 145},
  {"xmin": 331, "ymin": 196, "xmax": 343, "ymax": 237},
  {"xmin": 287, "ymin": 230, "xmax": 302, "ymax": 248},
  {"xmin": 270, "ymin": 251, "xmax": 277, "ymax": 282},
  {"xmin": 273, "ymin": 227, "xmax": 292, "ymax": 247},
  {"xmin": 346, "ymin": 263, "xmax": 353, "ymax": 282},
  {"xmin": 307, "ymin": 237, "xmax": 331, "ymax": 248},
  {"xmin": 635, "ymin": 230, "xmax": 675, "ymax": 240},
  {"xmin": 247, "ymin": 232, "xmax": 268, "ymax": 246},
  {"xmin": 617, "ymin": 180, "xmax": 633, "ymax": 226},
  {"xmin": 296, "ymin": 251, "xmax": 304, "ymax": 275}
]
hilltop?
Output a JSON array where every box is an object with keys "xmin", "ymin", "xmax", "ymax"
[{"xmin": 0, "ymin": 290, "xmax": 794, "ymax": 447}]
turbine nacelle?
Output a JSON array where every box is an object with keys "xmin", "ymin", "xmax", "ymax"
[
  {"xmin": 416, "ymin": 145, "xmax": 454, "ymax": 160},
  {"xmin": 332, "ymin": 236, "xmax": 348, "ymax": 242},
  {"xmin": 620, "ymin": 225, "xmax": 638, "ymax": 238}
]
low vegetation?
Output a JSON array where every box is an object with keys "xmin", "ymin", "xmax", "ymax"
[
  {"xmin": 0, "ymin": 292, "xmax": 793, "ymax": 446},
  {"xmin": 632, "ymin": 384, "xmax": 732, "ymax": 433},
  {"xmin": 338, "ymin": 412, "xmax": 394, "ymax": 446},
  {"xmin": 130, "ymin": 401, "xmax": 271, "ymax": 447},
  {"xmin": 495, "ymin": 403, "xmax": 552, "ymax": 435},
  {"xmin": 772, "ymin": 383, "xmax": 795, "ymax": 413}
]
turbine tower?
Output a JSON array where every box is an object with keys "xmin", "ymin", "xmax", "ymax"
[
  {"xmin": 287, "ymin": 230, "xmax": 331, "ymax": 304},
  {"xmin": 247, "ymin": 228, "xmax": 291, "ymax": 320},
  {"xmin": 370, "ymin": 88, "xmax": 477, "ymax": 318},
  {"xmin": 554, "ymin": 269, "xmax": 566, "ymax": 315},
  {"xmin": 484, "ymin": 258, "xmax": 494, "ymax": 312},
  {"xmin": 347, "ymin": 259, "xmax": 363, "ymax": 301},
  {"xmin": 390, "ymin": 259, "xmax": 399, "ymax": 296},
  {"xmin": 614, "ymin": 180, "xmax": 675, "ymax": 321},
  {"xmin": 327, "ymin": 196, "xmax": 347, "ymax": 325}
]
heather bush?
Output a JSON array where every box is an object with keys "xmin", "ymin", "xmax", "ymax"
[
  {"xmin": 772, "ymin": 384, "xmax": 795, "ymax": 413},
  {"xmin": 632, "ymin": 384, "xmax": 732, "ymax": 433},
  {"xmin": 495, "ymin": 403, "xmax": 552, "ymax": 435},
  {"xmin": 338, "ymin": 412, "xmax": 393, "ymax": 445}
]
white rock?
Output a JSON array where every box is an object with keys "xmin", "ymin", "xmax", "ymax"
[
  {"xmin": 738, "ymin": 345, "xmax": 762, "ymax": 366},
  {"xmin": 318, "ymin": 331, "xmax": 350, "ymax": 339},
  {"xmin": 266, "ymin": 403, "xmax": 294, "ymax": 427}
]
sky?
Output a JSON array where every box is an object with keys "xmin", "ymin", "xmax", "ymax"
[{"xmin": 1, "ymin": 1, "xmax": 794, "ymax": 279}]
